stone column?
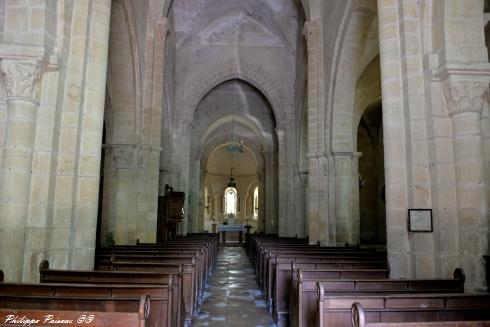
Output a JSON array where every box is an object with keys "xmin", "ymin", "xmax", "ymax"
[
  {"xmin": 377, "ymin": 0, "xmax": 411, "ymax": 278},
  {"xmin": 112, "ymin": 145, "xmax": 136, "ymax": 244},
  {"xmin": 443, "ymin": 78, "xmax": 488, "ymax": 290},
  {"xmin": 276, "ymin": 127, "xmax": 287, "ymax": 236},
  {"xmin": 303, "ymin": 20, "xmax": 325, "ymax": 244},
  {"xmin": 333, "ymin": 151, "xmax": 361, "ymax": 245},
  {"xmin": 264, "ymin": 150, "xmax": 277, "ymax": 234},
  {"xmin": 0, "ymin": 59, "xmax": 42, "ymax": 281}
]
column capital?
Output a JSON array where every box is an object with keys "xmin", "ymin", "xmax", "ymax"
[
  {"xmin": 1, "ymin": 59, "xmax": 42, "ymax": 103},
  {"xmin": 442, "ymin": 78, "xmax": 489, "ymax": 117}
]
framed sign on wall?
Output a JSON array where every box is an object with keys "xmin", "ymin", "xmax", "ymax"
[{"xmin": 408, "ymin": 209, "xmax": 433, "ymax": 232}]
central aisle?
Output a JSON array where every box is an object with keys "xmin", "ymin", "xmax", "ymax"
[{"xmin": 192, "ymin": 246, "xmax": 277, "ymax": 327}]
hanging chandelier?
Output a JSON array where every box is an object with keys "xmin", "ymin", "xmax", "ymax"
[
  {"xmin": 227, "ymin": 168, "xmax": 237, "ymax": 188},
  {"xmin": 226, "ymin": 135, "xmax": 244, "ymax": 153}
]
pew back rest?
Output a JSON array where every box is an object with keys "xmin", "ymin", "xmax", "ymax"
[
  {"xmin": 0, "ymin": 294, "xmax": 150, "ymax": 327},
  {"xmin": 351, "ymin": 302, "xmax": 490, "ymax": 327}
]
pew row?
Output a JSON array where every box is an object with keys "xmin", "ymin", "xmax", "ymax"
[
  {"xmin": 0, "ymin": 282, "xmax": 170, "ymax": 327},
  {"xmin": 270, "ymin": 257, "xmax": 388, "ymax": 325},
  {"xmin": 38, "ymin": 260, "xmax": 185, "ymax": 327},
  {"xmin": 291, "ymin": 268, "xmax": 465, "ymax": 327},
  {"xmin": 316, "ymin": 287, "xmax": 490, "ymax": 327},
  {"xmin": 290, "ymin": 268, "xmax": 390, "ymax": 327},
  {"xmin": 95, "ymin": 260, "xmax": 195, "ymax": 326},
  {"xmin": 351, "ymin": 301, "xmax": 490, "ymax": 327},
  {"xmin": 0, "ymin": 294, "xmax": 150, "ymax": 327}
]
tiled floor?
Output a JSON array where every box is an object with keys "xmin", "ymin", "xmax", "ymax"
[{"xmin": 192, "ymin": 246, "xmax": 277, "ymax": 327}]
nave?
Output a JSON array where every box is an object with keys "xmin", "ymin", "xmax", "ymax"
[{"xmin": 193, "ymin": 246, "xmax": 276, "ymax": 327}]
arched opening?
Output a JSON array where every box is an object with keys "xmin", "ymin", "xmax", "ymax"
[
  {"xmin": 191, "ymin": 79, "xmax": 276, "ymax": 234},
  {"xmin": 357, "ymin": 100, "xmax": 385, "ymax": 245}
]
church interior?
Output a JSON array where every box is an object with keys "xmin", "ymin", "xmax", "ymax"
[{"xmin": 1, "ymin": 0, "xmax": 490, "ymax": 326}]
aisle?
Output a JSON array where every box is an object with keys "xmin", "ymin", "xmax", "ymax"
[{"xmin": 192, "ymin": 246, "xmax": 277, "ymax": 327}]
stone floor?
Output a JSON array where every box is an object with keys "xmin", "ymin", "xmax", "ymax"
[{"xmin": 192, "ymin": 246, "xmax": 277, "ymax": 327}]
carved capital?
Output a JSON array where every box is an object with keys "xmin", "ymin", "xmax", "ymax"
[
  {"xmin": 303, "ymin": 21, "xmax": 320, "ymax": 52},
  {"xmin": 1, "ymin": 60, "xmax": 42, "ymax": 102},
  {"xmin": 442, "ymin": 79, "xmax": 488, "ymax": 116}
]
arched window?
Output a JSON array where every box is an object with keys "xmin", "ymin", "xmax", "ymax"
[
  {"xmin": 253, "ymin": 186, "xmax": 259, "ymax": 219},
  {"xmin": 225, "ymin": 187, "xmax": 237, "ymax": 214}
]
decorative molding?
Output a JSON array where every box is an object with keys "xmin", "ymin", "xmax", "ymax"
[
  {"xmin": 1, "ymin": 60, "xmax": 42, "ymax": 102},
  {"xmin": 442, "ymin": 79, "xmax": 489, "ymax": 116}
]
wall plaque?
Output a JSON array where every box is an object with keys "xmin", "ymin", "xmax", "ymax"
[{"xmin": 408, "ymin": 209, "xmax": 433, "ymax": 232}]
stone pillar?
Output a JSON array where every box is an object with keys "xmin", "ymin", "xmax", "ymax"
[
  {"xmin": 198, "ymin": 170, "xmax": 208, "ymax": 232},
  {"xmin": 276, "ymin": 127, "xmax": 287, "ymax": 236},
  {"xmin": 0, "ymin": 59, "xmax": 42, "ymax": 281},
  {"xmin": 443, "ymin": 78, "xmax": 488, "ymax": 290},
  {"xmin": 303, "ymin": 20, "xmax": 326, "ymax": 244},
  {"xmin": 377, "ymin": 0, "xmax": 411, "ymax": 278},
  {"xmin": 112, "ymin": 145, "xmax": 136, "ymax": 244},
  {"xmin": 264, "ymin": 150, "xmax": 277, "ymax": 234},
  {"xmin": 333, "ymin": 151, "xmax": 361, "ymax": 245}
]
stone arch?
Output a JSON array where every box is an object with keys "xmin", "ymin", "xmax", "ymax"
[
  {"xmin": 330, "ymin": 3, "xmax": 378, "ymax": 152},
  {"xmin": 106, "ymin": 0, "xmax": 142, "ymax": 144},
  {"xmin": 179, "ymin": 59, "xmax": 290, "ymax": 125}
]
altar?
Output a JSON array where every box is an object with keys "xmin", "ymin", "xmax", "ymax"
[{"xmin": 217, "ymin": 224, "xmax": 245, "ymax": 243}]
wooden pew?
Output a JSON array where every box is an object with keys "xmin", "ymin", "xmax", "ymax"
[
  {"xmin": 316, "ymin": 285, "xmax": 490, "ymax": 327},
  {"xmin": 97, "ymin": 253, "xmax": 204, "ymax": 306},
  {"xmin": 100, "ymin": 242, "xmax": 214, "ymax": 277},
  {"xmin": 351, "ymin": 302, "xmax": 490, "ymax": 327},
  {"xmin": 38, "ymin": 261, "xmax": 185, "ymax": 327},
  {"xmin": 267, "ymin": 255, "xmax": 388, "ymax": 322},
  {"xmin": 100, "ymin": 259, "xmax": 196, "ymax": 325},
  {"xmin": 292, "ymin": 268, "xmax": 464, "ymax": 327},
  {"xmin": 290, "ymin": 268, "xmax": 390, "ymax": 327},
  {"xmin": 259, "ymin": 247, "xmax": 385, "ymax": 293},
  {"xmin": 0, "ymin": 282, "xmax": 171, "ymax": 327},
  {"xmin": 0, "ymin": 294, "xmax": 150, "ymax": 327}
]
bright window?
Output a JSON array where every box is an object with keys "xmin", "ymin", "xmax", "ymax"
[
  {"xmin": 225, "ymin": 187, "xmax": 237, "ymax": 214},
  {"xmin": 253, "ymin": 186, "xmax": 259, "ymax": 219}
]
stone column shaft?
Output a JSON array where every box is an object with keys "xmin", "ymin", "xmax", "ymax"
[
  {"xmin": 444, "ymin": 79, "xmax": 488, "ymax": 290},
  {"xmin": 303, "ymin": 20, "xmax": 325, "ymax": 244},
  {"xmin": 0, "ymin": 60, "xmax": 41, "ymax": 281},
  {"xmin": 377, "ymin": 0, "xmax": 411, "ymax": 278}
]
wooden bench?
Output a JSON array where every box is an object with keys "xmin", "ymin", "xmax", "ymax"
[
  {"xmin": 0, "ymin": 294, "xmax": 150, "ymax": 327},
  {"xmin": 351, "ymin": 301, "xmax": 490, "ymax": 327},
  {"xmin": 290, "ymin": 268, "xmax": 390, "ymax": 327},
  {"xmin": 291, "ymin": 268, "xmax": 465, "ymax": 327},
  {"xmin": 266, "ymin": 256, "xmax": 388, "ymax": 320},
  {"xmin": 0, "ymin": 282, "xmax": 171, "ymax": 327},
  {"xmin": 97, "ymin": 253, "xmax": 204, "ymax": 305},
  {"xmin": 259, "ymin": 248, "xmax": 386, "ymax": 294},
  {"xmin": 98, "ymin": 259, "xmax": 196, "ymax": 325},
  {"xmin": 316, "ymin": 287, "xmax": 490, "ymax": 327},
  {"xmin": 99, "ymin": 242, "xmax": 214, "ymax": 277},
  {"xmin": 38, "ymin": 261, "xmax": 185, "ymax": 327}
]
